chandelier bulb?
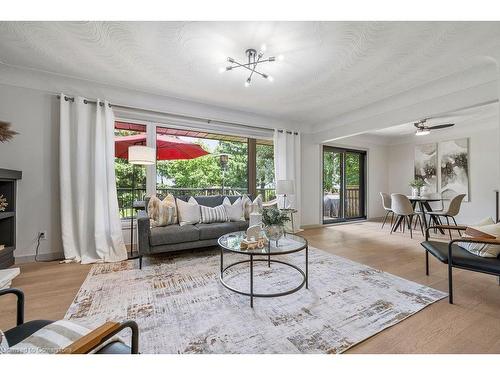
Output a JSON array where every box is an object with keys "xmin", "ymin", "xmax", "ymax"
[
  {"xmin": 268, "ymin": 75, "xmax": 274, "ymax": 82},
  {"xmin": 244, "ymin": 78, "xmax": 251, "ymax": 87},
  {"xmin": 278, "ymin": 54, "xmax": 284, "ymax": 61}
]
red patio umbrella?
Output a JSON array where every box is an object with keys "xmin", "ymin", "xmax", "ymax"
[{"xmin": 115, "ymin": 134, "xmax": 210, "ymax": 160}]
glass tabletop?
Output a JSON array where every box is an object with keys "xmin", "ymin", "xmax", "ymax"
[{"xmin": 218, "ymin": 231, "xmax": 307, "ymax": 255}]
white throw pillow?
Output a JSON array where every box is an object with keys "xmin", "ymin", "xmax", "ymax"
[
  {"xmin": 176, "ymin": 197, "xmax": 201, "ymax": 226},
  {"xmin": 199, "ymin": 204, "xmax": 228, "ymax": 224},
  {"xmin": 457, "ymin": 222, "xmax": 500, "ymax": 258},
  {"xmin": 223, "ymin": 197, "xmax": 245, "ymax": 222},
  {"xmin": 148, "ymin": 194, "xmax": 177, "ymax": 226},
  {"xmin": 242, "ymin": 194, "xmax": 263, "ymax": 220}
]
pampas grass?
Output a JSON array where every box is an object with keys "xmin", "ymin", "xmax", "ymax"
[{"xmin": 0, "ymin": 121, "xmax": 18, "ymax": 143}]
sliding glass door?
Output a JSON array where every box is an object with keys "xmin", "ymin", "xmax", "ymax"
[{"xmin": 323, "ymin": 146, "xmax": 366, "ymax": 223}]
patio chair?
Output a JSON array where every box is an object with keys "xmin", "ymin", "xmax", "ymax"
[
  {"xmin": 421, "ymin": 225, "xmax": 500, "ymax": 304},
  {"xmin": 0, "ymin": 288, "xmax": 139, "ymax": 353}
]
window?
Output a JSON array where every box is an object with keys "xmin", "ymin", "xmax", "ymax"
[
  {"xmin": 155, "ymin": 126, "xmax": 249, "ymax": 196},
  {"xmin": 114, "ymin": 122, "xmax": 274, "ymax": 220},
  {"xmin": 323, "ymin": 146, "xmax": 366, "ymax": 223},
  {"xmin": 256, "ymin": 141, "xmax": 275, "ymax": 201},
  {"xmin": 114, "ymin": 122, "xmax": 147, "ymax": 219}
]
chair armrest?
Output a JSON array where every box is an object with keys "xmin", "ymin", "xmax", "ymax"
[
  {"xmin": 0, "ymin": 288, "xmax": 24, "ymax": 325},
  {"xmin": 137, "ymin": 210, "xmax": 151, "ymax": 255},
  {"xmin": 60, "ymin": 320, "xmax": 139, "ymax": 354},
  {"xmin": 425, "ymin": 225, "xmax": 468, "ymax": 241}
]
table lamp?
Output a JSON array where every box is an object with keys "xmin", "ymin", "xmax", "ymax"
[{"xmin": 276, "ymin": 179, "xmax": 294, "ymax": 209}]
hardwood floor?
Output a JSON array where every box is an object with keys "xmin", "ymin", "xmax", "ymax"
[{"xmin": 1, "ymin": 220, "xmax": 500, "ymax": 353}]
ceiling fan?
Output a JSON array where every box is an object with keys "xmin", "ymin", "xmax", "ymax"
[{"xmin": 414, "ymin": 118, "xmax": 454, "ymax": 136}]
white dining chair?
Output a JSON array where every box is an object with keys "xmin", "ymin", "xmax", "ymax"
[
  {"xmin": 390, "ymin": 193, "xmax": 424, "ymax": 238},
  {"xmin": 427, "ymin": 194, "xmax": 466, "ymax": 239},
  {"xmin": 379, "ymin": 192, "xmax": 394, "ymax": 229}
]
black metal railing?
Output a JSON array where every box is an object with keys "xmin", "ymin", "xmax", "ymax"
[{"xmin": 117, "ymin": 187, "xmax": 276, "ymax": 219}]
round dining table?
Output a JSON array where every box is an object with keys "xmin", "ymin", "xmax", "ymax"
[{"xmin": 393, "ymin": 196, "xmax": 445, "ymax": 234}]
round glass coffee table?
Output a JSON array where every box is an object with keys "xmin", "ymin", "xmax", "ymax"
[{"xmin": 218, "ymin": 231, "xmax": 308, "ymax": 307}]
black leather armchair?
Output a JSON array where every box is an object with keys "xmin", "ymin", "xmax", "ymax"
[
  {"xmin": 0, "ymin": 288, "xmax": 139, "ymax": 353},
  {"xmin": 421, "ymin": 225, "xmax": 500, "ymax": 304}
]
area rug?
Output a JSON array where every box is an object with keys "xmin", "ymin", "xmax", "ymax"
[{"xmin": 65, "ymin": 247, "xmax": 446, "ymax": 353}]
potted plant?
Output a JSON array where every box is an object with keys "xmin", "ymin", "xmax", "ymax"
[
  {"xmin": 409, "ymin": 179, "xmax": 425, "ymax": 197},
  {"xmin": 262, "ymin": 207, "xmax": 290, "ymax": 246}
]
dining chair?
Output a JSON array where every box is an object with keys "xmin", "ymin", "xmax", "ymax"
[
  {"xmin": 427, "ymin": 194, "xmax": 466, "ymax": 239},
  {"xmin": 379, "ymin": 192, "xmax": 394, "ymax": 229},
  {"xmin": 390, "ymin": 193, "xmax": 424, "ymax": 238}
]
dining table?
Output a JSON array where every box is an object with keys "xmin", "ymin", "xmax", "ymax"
[{"xmin": 393, "ymin": 196, "xmax": 445, "ymax": 234}]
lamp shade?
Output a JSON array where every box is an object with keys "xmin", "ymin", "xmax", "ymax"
[
  {"xmin": 128, "ymin": 146, "xmax": 155, "ymax": 165},
  {"xmin": 276, "ymin": 179, "xmax": 294, "ymax": 195}
]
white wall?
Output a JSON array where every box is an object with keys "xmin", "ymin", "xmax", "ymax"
[
  {"xmin": 300, "ymin": 134, "xmax": 389, "ymax": 227},
  {"xmin": 387, "ymin": 124, "xmax": 500, "ymax": 224},
  {"xmin": 0, "ymin": 85, "xmax": 62, "ymax": 260}
]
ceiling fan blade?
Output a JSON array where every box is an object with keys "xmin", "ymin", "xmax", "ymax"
[{"xmin": 428, "ymin": 123, "xmax": 454, "ymax": 130}]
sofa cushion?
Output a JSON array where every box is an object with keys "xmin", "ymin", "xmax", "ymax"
[
  {"xmin": 421, "ymin": 240, "xmax": 500, "ymax": 274},
  {"xmin": 150, "ymin": 225, "xmax": 200, "ymax": 246},
  {"xmin": 195, "ymin": 222, "xmax": 241, "ymax": 240}
]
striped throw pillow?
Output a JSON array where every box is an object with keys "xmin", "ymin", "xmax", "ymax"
[
  {"xmin": 200, "ymin": 204, "xmax": 227, "ymax": 224},
  {"xmin": 6, "ymin": 320, "xmax": 123, "ymax": 354}
]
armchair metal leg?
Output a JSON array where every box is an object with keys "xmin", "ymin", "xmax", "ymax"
[
  {"xmin": 448, "ymin": 262, "xmax": 454, "ymax": 304},
  {"xmin": 139, "ymin": 255, "xmax": 143, "ymax": 270},
  {"xmin": 390, "ymin": 211, "xmax": 394, "ymax": 227},
  {"xmin": 425, "ymin": 250, "xmax": 429, "ymax": 275}
]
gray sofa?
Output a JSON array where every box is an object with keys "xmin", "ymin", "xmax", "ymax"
[{"xmin": 137, "ymin": 195, "xmax": 250, "ymax": 268}]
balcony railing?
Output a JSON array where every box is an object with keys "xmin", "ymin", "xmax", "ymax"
[{"xmin": 117, "ymin": 187, "xmax": 276, "ymax": 219}]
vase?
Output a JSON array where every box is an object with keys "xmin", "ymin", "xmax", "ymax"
[
  {"xmin": 265, "ymin": 225, "xmax": 284, "ymax": 246},
  {"xmin": 411, "ymin": 187, "xmax": 420, "ymax": 198}
]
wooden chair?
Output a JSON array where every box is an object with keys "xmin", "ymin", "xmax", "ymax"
[
  {"xmin": 0, "ymin": 288, "xmax": 139, "ymax": 354},
  {"xmin": 422, "ymin": 225, "xmax": 500, "ymax": 304},
  {"xmin": 427, "ymin": 194, "xmax": 466, "ymax": 239},
  {"xmin": 379, "ymin": 192, "xmax": 394, "ymax": 229}
]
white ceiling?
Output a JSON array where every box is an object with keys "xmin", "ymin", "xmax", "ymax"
[
  {"xmin": 1, "ymin": 21, "xmax": 500, "ymax": 127},
  {"xmin": 364, "ymin": 101, "xmax": 499, "ymax": 139}
]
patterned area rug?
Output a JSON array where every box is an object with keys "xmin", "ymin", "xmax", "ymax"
[{"xmin": 65, "ymin": 247, "xmax": 446, "ymax": 353}]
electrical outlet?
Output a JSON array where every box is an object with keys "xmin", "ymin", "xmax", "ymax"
[{"xmin": 39, "ymin": 231, "xmax": 47, "ymax": 240}]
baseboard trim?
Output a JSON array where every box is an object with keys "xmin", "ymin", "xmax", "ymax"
[{"xmin": 15, "ymin": 252, "xmax": 65, "ymax": 264}]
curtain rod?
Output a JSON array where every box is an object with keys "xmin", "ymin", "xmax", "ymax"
[
  {"xmin": 277, "ymin": 130, "xmax": 299, "ymax": 135},
  {"xmin": 56, "ymin": 94, "xmax": 277, "ymax": 133}
]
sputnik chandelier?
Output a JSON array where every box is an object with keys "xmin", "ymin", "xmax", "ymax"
[{"xmin": 220, "ymin": 44, "xmax": 283, "ymax": 87}]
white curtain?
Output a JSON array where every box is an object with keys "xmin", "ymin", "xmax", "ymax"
[
  {"xmin": 60, "ymin": 95, "xmax": 127, "ymax": 263},
  {"xmin": 274, "ymin": 129, "xmax": 301, "ymax": 232}
]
